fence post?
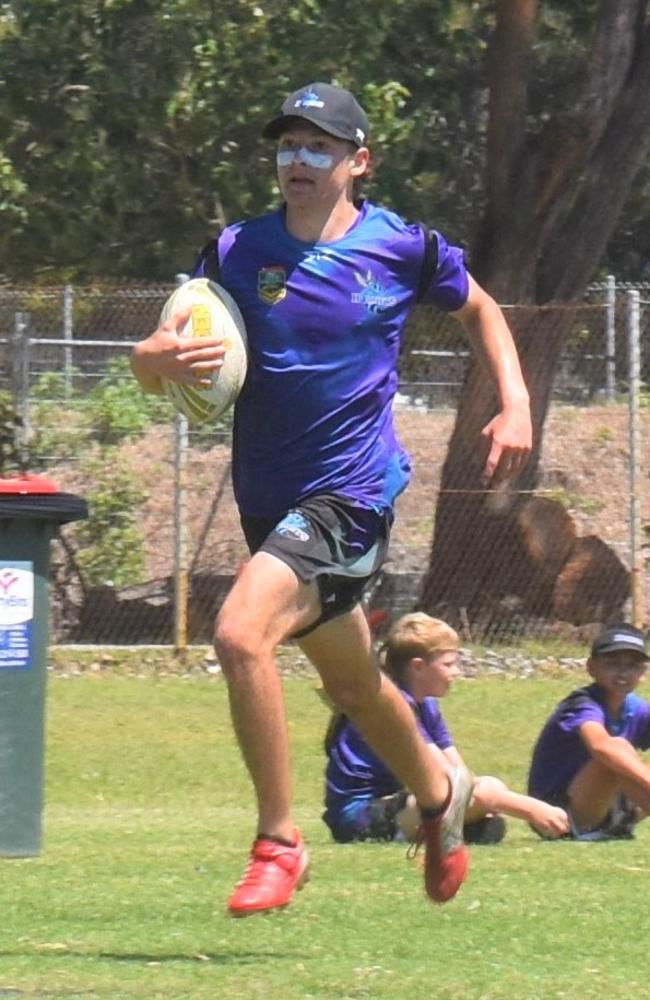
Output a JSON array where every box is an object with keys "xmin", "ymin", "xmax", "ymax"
[
  {"xmin": 605, "ymin": 274, "xmax": 616, "ymax": 401},
  {"xmin": 63, "ymin": 285, "xmax": 73, "ymax": 398},
  {"xmin": 172, "ymin": 273, "xmax": 190, "ymax": 656},
  {"xmin": 173, "ymin": 411, "xmax": 189, "ymax": 656},
  {"xmin": 626, "ymin": 289, "xmax": 645, "ymax": 627},
  {"xmin": 11, "ymin": 312, "xmax": 30, "ymax": 463}
]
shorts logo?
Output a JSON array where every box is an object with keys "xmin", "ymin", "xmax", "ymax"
[
  {"xmin": 258, "ymin": 266, "xmax": 287, "ymax": 304},
  {"xmin": 275, "ymin": 511, "xmax": 310, "ymax": 543}
]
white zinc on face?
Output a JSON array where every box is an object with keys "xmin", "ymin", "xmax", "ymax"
[{"xmin": 276, "ymin": 144, "xmax": 335, "ymax": 170}]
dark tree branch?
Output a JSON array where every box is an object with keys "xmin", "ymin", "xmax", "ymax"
[
  {"xmin": 539, "ymin": 15, "xmax": 650, "ymax": 300},
  {"xmin": 487, "ymin": 0, "xmax": 537, "ymax": 215}
]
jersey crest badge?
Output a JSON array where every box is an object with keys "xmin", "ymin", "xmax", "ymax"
[{"xmin": 258, "ymin": 266, "xmax": 287, "ymax": 304}]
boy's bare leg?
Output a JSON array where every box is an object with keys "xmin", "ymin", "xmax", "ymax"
[
  {"xmin": 395, "ymin": 794, "xmax": 422, "ymax": 841},
  {"xmin": 469, "ymin": 775, "xmax": 569, "ymax": 838},
  {"xmin": 299, "ymin": 607, "xmax": 450, "ymax": 808},
  {"xmin": 215, "ymin": 553, "xmax": 320, "ymax": 915},
  {"xmin": 215, "ymin": 553, "xmax": 320, "ymax": 839},
  {"xmin": 568, "ymin": 742, "xmax": 650, "ymax": 830},
  {"xmin": 301, "ymin": 606, "xmax": 472, "ymax": 903}
]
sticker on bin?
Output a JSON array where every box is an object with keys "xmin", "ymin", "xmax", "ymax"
[{"xmin": 0, "ymin": 562, "xmax": 33, "ymax": 670}]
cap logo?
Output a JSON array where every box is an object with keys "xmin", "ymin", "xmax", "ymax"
[
  {"xmin": 294, "ymin": 89, "xmax": 325, "ymax": 110},
  {"xmin": 355, "ymin": 127, "xmax": 365, "ymax": 143},
  {"xmin": 611, "ymin": 632, "xmax": 644, "ymax": 649}
]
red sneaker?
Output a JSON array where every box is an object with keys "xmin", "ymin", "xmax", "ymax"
[
  {"xmin": 412, "ymin": 764, "xmax": 473, "ymax": 903},
  {"xmin": 227, "ymin": 830, "xmax": 309, "ymax": 917}
]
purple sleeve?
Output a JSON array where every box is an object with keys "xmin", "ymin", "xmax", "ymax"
[
  {"xmin": 556, "ymin": 698, "xmax": 605, "ymax": 733},
  {"xmin": 630, "ymin": 697, "xmax": 650, "ymax": 750},
  {"xmin": 418, "ymin": 697, "xmax": 454, "ymax": 750},
  {"xmin": 190, "ymin": 227, "xmax": 236, "ymax": 279},
  {"xmin": 419, "ymin": 231, "xmax": 469, "ymax": 312}
]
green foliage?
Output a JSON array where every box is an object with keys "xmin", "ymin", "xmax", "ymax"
[
  {"xmin": 23, "ymin": 362, "xmax": 170, "ymax": 586},
  {"xmin": 73, "ymin": 452, "xmax": 147, "ymax": 586},
  {"xmin": 0, "ymin": 393, "xmax": 26, "ymax": 474},
  {"xmin": 26, "ymin": 360, "xmax": 171, "ymax": 464},
  {"xmin": 85, "ymin": 356, "xmax": 171, "ymax": 444},
  {"xmin": 26, "ymin": 370, "xmax": 89, "ymax": 463},
  {"xmin": 5, "ymin": 672, "xmax": 648, "ymax": 999},
  {"xmin": 592, "ymin": 425, "xmax": 614, "ymax": 444},
  {"xmin": 0, "ymin": 1, "xmax": 648, "ymax": 284},
  {"xmin": 543, "ymin": 486, "xmax": 605, "ymax": 515},
  {"xmin": 0, "ymin": 151, "xmax": 27, "ymax": 235},
  {"xmin": 0, "ymin": 0, "xmax": 545, "ymax": 279}
]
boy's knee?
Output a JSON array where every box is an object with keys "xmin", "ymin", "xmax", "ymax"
[
  {"xmin": 322, "ymin": 673, "xmax": 381, "ymax": 714},
  {"xmin": 472, "ymin": 775, "xmax": 506, "ymax": 810},
  {"xmin": 213, "ymin": 612, "xmax": 261, "ymax": 672},
  {"xmin": 610, "ymin": 736, "xmax": 637, "ymax": 754}
]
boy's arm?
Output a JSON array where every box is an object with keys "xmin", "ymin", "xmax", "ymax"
[
  {"xmin": 130, "ymin": 307, "xmax": 225, "ymax": 396},
  {"xmin": 453, "ymin": 275, "xmax": 532, "ymax": 485},
  {"xmin": 471, "ymin": 775, "xmax": 569, "ymax": 837},
  {"xmin": 440, "ymin": 745, "xmax": 464, "ymax": 770},
  {"xmin": 579, "ymin": 721, "xmax": 650, "ymax": 791}
]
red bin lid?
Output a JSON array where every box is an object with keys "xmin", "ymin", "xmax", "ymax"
[{"xmin": 0, "ymin": 474, "xmax": 59, "ymax": 494}]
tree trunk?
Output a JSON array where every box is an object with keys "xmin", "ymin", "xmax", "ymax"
[
  {"xmin": 421, "ymin": 1, "xmax": 650, "ymax": 634},
  {"xmin": 420, "ymin": 310, "xmax": 566, "ymax": 628}
]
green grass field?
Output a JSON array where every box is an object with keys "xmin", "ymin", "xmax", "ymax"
[{"xmin": 1, "ymin": 668, "xmax": 648, "ymax": 1000}]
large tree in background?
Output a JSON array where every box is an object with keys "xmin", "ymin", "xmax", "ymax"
[
  {"xmin": 477, "ymin": 0, "xmax": 650, "ymax": 303},
  {"xmin": 421, "ymin": 0, "xmax": 650, "ymax": 627},
  {"xmin": 1, "ymin": 0, "xmax": 649, "ymax": 628},
  {"xmin": 0, "ymin": 0, "xmax": 470, "ymax": 279},
  {"xmin": 2, "ymin": 0, "xmax": 650, "ymax": 282}
]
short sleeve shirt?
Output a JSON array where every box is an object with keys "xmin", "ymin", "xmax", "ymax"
[
  {"xmin": 527, "ymin": 683, "xmax": 650, "ymax": 801},
  {"xmin": 324, "ymin": 690, "xmax": 453, "ymax": 813},
  {"xmin": 193, "ymin": 201, "xmax": 469, "ymax": 518}
]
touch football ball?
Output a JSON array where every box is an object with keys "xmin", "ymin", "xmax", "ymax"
[{"xmin": 160, "ymin": 277, "xmax": 248, "ymax": 423}]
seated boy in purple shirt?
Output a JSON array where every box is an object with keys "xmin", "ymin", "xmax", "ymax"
[
  {"xmin": 323, "ymin": 613, "xmax": 569, "ymax": 844},
  {"xmin": 527, "ymin": 623, "xmax": 650, "ymax": 840}
]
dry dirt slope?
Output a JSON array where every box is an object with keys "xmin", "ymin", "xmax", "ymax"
[{"xmin": 77, "ymin": 402, "xmax": 649, "ymax": 594}]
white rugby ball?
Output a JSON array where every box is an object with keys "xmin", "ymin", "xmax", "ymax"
[{"xmin": 160, "ymin": 277, "xmax": 248, "ymax": 423}]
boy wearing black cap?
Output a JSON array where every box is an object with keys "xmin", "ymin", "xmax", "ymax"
[
  {"xmin": 528, "ymin": 623, "xmax": 650, "ymax": 840},
  {"xmin": 132, "ymin": 82, "xmax": 532, "ymax": 915}
]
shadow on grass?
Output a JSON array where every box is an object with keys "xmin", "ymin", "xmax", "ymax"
[
  {"xmin": 99, "ymin": 950, "xmax": 298, "ymax": 964},
  {"xmin": 0, "ymin": 990, "xmax": 93, "ymax": 998},
  {"xmin": 0, "ymin": 948, "xmax": 303, "ymax": 966}
]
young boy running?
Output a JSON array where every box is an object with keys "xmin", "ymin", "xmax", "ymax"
[
  {"xmin": 527, "ymin": 623, "xmax": 650, "ymax": 840},
  {"xmin": 323, "ymin": 613, "xmax": 569, "ymax": 844},
  {"xmin": 131, "ymin": 82, "xmax": 532, "ymax": 915}
]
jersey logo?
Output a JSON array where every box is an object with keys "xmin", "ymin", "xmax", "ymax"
[
  {"xmin": 258, "ymin": 266, "xmax": 287, "ymax": 304},
  {"xmin": 351, "ymin": 269, "xmax": 397, "ymax": 314}
]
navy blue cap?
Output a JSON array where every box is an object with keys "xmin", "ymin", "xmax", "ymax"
[
  {"xmin": 591, "ymin": 624, "xmax": 648, "ymax": 659},
  {"xmin": 262, "ymin": 83, "xmax": 369, "ymax": 147}
]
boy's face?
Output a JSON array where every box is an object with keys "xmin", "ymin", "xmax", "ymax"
[
  {"xmin": 275, "ymin": 123, "xmax": 368, "ymax": 208},
  {"xmin": 588, "ymin": 650, "xmax": 647, "ymax": 697},
  {"xmin": 408, "ymin": 649, "xmax": 460, "ymax": 701}
]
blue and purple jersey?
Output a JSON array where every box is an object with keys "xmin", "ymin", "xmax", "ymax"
[
  {"xmin": 323, "ymin": 690, "xmax": 454, "ymax": 819},
  {"xmin": 193, "ymin": 200, "xmax": 468, "ymax": 519},
  {"xmin": 527, "ymin": 683, "xmax": 650, "ymax": 801}
]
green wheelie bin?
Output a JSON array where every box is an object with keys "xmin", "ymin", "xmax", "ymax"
[{"xmin": 0, "ymin": 474, "xmax": 87, "ymax": 856}]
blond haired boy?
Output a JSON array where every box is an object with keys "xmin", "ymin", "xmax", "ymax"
[{"xmin": 323, "ymin": 613, "xmax": 569, "ymax": 843}]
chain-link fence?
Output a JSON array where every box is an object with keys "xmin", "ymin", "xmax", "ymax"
[{"xmin": 0, "ymin": 279, "xmax": 648, "ymax": 647}]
